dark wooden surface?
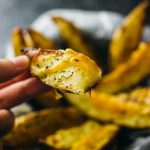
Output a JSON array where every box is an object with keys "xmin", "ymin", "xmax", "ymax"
[{"xmin": 0, "ymin": 0, "xmax": 141, "ymax": 57}]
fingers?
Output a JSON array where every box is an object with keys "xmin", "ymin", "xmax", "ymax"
[
  {"xmin": 0, "ymin": 109, "xmax": 14, "ymax": 137},
  {"xmin": 0, "ymin": 56, "xmax": 29, "ymax": 83},
  {"xmin": 0, "ymin": 71, "xmax": 31, "ymax": 89},
  {"xmin": 0, "ymin": 77, "xmax": 50, "ymax": 109}
]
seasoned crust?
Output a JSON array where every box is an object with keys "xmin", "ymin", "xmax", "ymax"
[{"xmin": 23, "ymin": 48, "xmax": 102, "ymax": 94}]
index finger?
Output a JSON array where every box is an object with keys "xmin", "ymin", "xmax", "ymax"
[{"xmin": 0, "ymin": 55, "xmax": 29, "ymax": 83}]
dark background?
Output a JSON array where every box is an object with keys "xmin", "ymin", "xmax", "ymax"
[{"xmin": 0, "ymin": 0, "xmax": 142, "ymax": 57}]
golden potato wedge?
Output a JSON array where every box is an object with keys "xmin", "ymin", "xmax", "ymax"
[
  {"xmin": 109, "ymin": 1, "xmax": 149, "ymax": 69},
  {"xmin": 45, "ymin": 120, "xmax": 118, "ymax": 150},
  {"xmin": 95, "ymin": 42, "xmax": 150, "ymax": 94},
  {"xmin": 52, "ymin": 16, "xmax": 100, "ymax": 64},
  {"xmin": 12, "ymin": 27, "xmax": 56, "ymax": 56},
  {"xmin": 2, "ymin": 108, "xmax": 84, "ymax": 147},
  {"xmin": 65, "ymin": 88, "xmax": 150, "ymax": 128},
  {"xmin": 23, "ymin": 48, "xmax": 102, "ymax": 94},
  {"xmin": 92, "ymin": 88, "xmax": 150, "ymax": 115},
  {"xmin": 71, "ymin": 124, "xmax": 118, "ymax": 150},
  {"xmin": 27, "ymin": 28, "xmax": 56, "ymax": 49}
]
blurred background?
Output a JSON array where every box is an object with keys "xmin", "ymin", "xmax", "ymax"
[{"xmin": 0, "ymin": 0, "xmax": 141, "ymax": 57}]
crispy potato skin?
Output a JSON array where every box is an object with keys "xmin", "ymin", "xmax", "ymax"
[
  {"xmin": 12, "ymin": 27, "xmax": 29, "ymax": 56},
  {"xmin": 45, "ymin": 121, "xmax": 118, "ymax": 150},
  {"xmin": 109, "ymin": 1, "xmax": 149, "ymax": 69},
  {"xmin": 65, "ymin": 89, "xmax": 150, "ymax": 128},
  {"xmin": 95, "ymin": 42, "xmax": 150, "ymax": 94},
  {"xmin": 27, "ymin": 48, "xmax": 101, "ymax": 94},
  {"xmin": 52, "ymin": 16, "xmax": 100, "ymax": 64},
  {"xmin": 2, "ymin": 108, "xmax": 84, "ymax": 147}
]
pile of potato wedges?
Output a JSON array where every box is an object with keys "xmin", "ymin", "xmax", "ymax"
[{"xmin": 2, "ymin": 1, "xmax": 150, "ymax": 150}]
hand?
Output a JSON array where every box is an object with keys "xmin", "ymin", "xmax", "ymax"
[{"xmin": 0, "ymin": 55, "xmax": 50, "ymax": 137}]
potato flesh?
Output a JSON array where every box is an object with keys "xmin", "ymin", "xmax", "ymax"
[{"xmin": 30, "ymin": 48, "xmax": 102, "ymax": 94}]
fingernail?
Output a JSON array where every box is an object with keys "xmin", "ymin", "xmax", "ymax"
[{"xmin": 11, "ymin": 55, "xmax": 29, "ymax": 70}]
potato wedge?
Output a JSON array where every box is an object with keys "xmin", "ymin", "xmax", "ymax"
[
  {"xmin": 92, "ymin": 88, "xmax": 150, "ymax": 115},
  {"xmin": 65, "ymin": 88, "xmax": 150, "ymax": 128},
  {"xmin": 91, "ymin": 87, "xmax": 150, "ymax": 128},
  {"xmin": 95, "ymin": 42, "xmax": 150, "ymax": 94},
  {"xmin": 71, "ymin": 124, "xmax": 118, "ymax": 150},
  {"xmin": 27, "ymin": 28, "xmax": 56, "ymax": 49},
  {"xmin": 12, "ymin": 27, "xmax": 56, "ymax": 56},
  {"xmin": 23, "ymin": 48, "xmax": 101, "ymax": 94},
  {"xmin": 109, "ymin": 1, "xmax": 149, "ymax": 69},
  {"xmin": 21, "ymin": 29, "xmax": 34, "ymax": 48},
  {"xmin": 45, "ymin": 120, "xmax": 118, "ymax": 150},
  {"xmin": 52, "ymin": 16, "xmax": 100, "ymax": 64},
  {"xmin": 2, "ymin": 108, "xmax": 84, "ymax": 147},
  {"xmin": 12, "ymin": 27, "xmax": 30, "ymax": 56}
]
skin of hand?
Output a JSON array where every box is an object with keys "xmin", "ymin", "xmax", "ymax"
[{"xmin": 0, "ymin": 55, "xmax": 50, "ymax": 139}]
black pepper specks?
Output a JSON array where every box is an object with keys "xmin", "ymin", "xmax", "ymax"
[
  {"xmin": 74, "ymin": 59, "xmax": 79, "ymax": 62},
  {"xmin": 37, "ymin": 64, "xmax": 40, "ymax": 67},
  {"xmin": 45, "ymin": 66, "xmax": 49, "ymax": 69}
]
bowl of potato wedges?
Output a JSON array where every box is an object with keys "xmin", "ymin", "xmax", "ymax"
[{"xmin": 3, "ymin": 1, "xmax": 150, "ymax": 150}]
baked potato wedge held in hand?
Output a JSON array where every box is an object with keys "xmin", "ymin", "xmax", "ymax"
[
  {"xmin": 95, "ymin": 42, "xmax": 150, "ymax": 94},
  {"xmin": 23, "ymin": 48, "xmax": 102, "ymax": 94},
  {"xmin": 44, "ymin": 120, "xmax": 118, "ymax": 150},
  {"xmin": 12, "ymin": 27, "xmax": 62, "ymax": 107},
  {"xmin": 109, "ymin": 1, "xmax": 149, "ymax": 69},
  {"xmin": 2, "ymin": 108, "xmax": 84, "ymax": 147},
  {"xmin": 52, "ymin": 16, "xmax": 100, "ymax": 64}
]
